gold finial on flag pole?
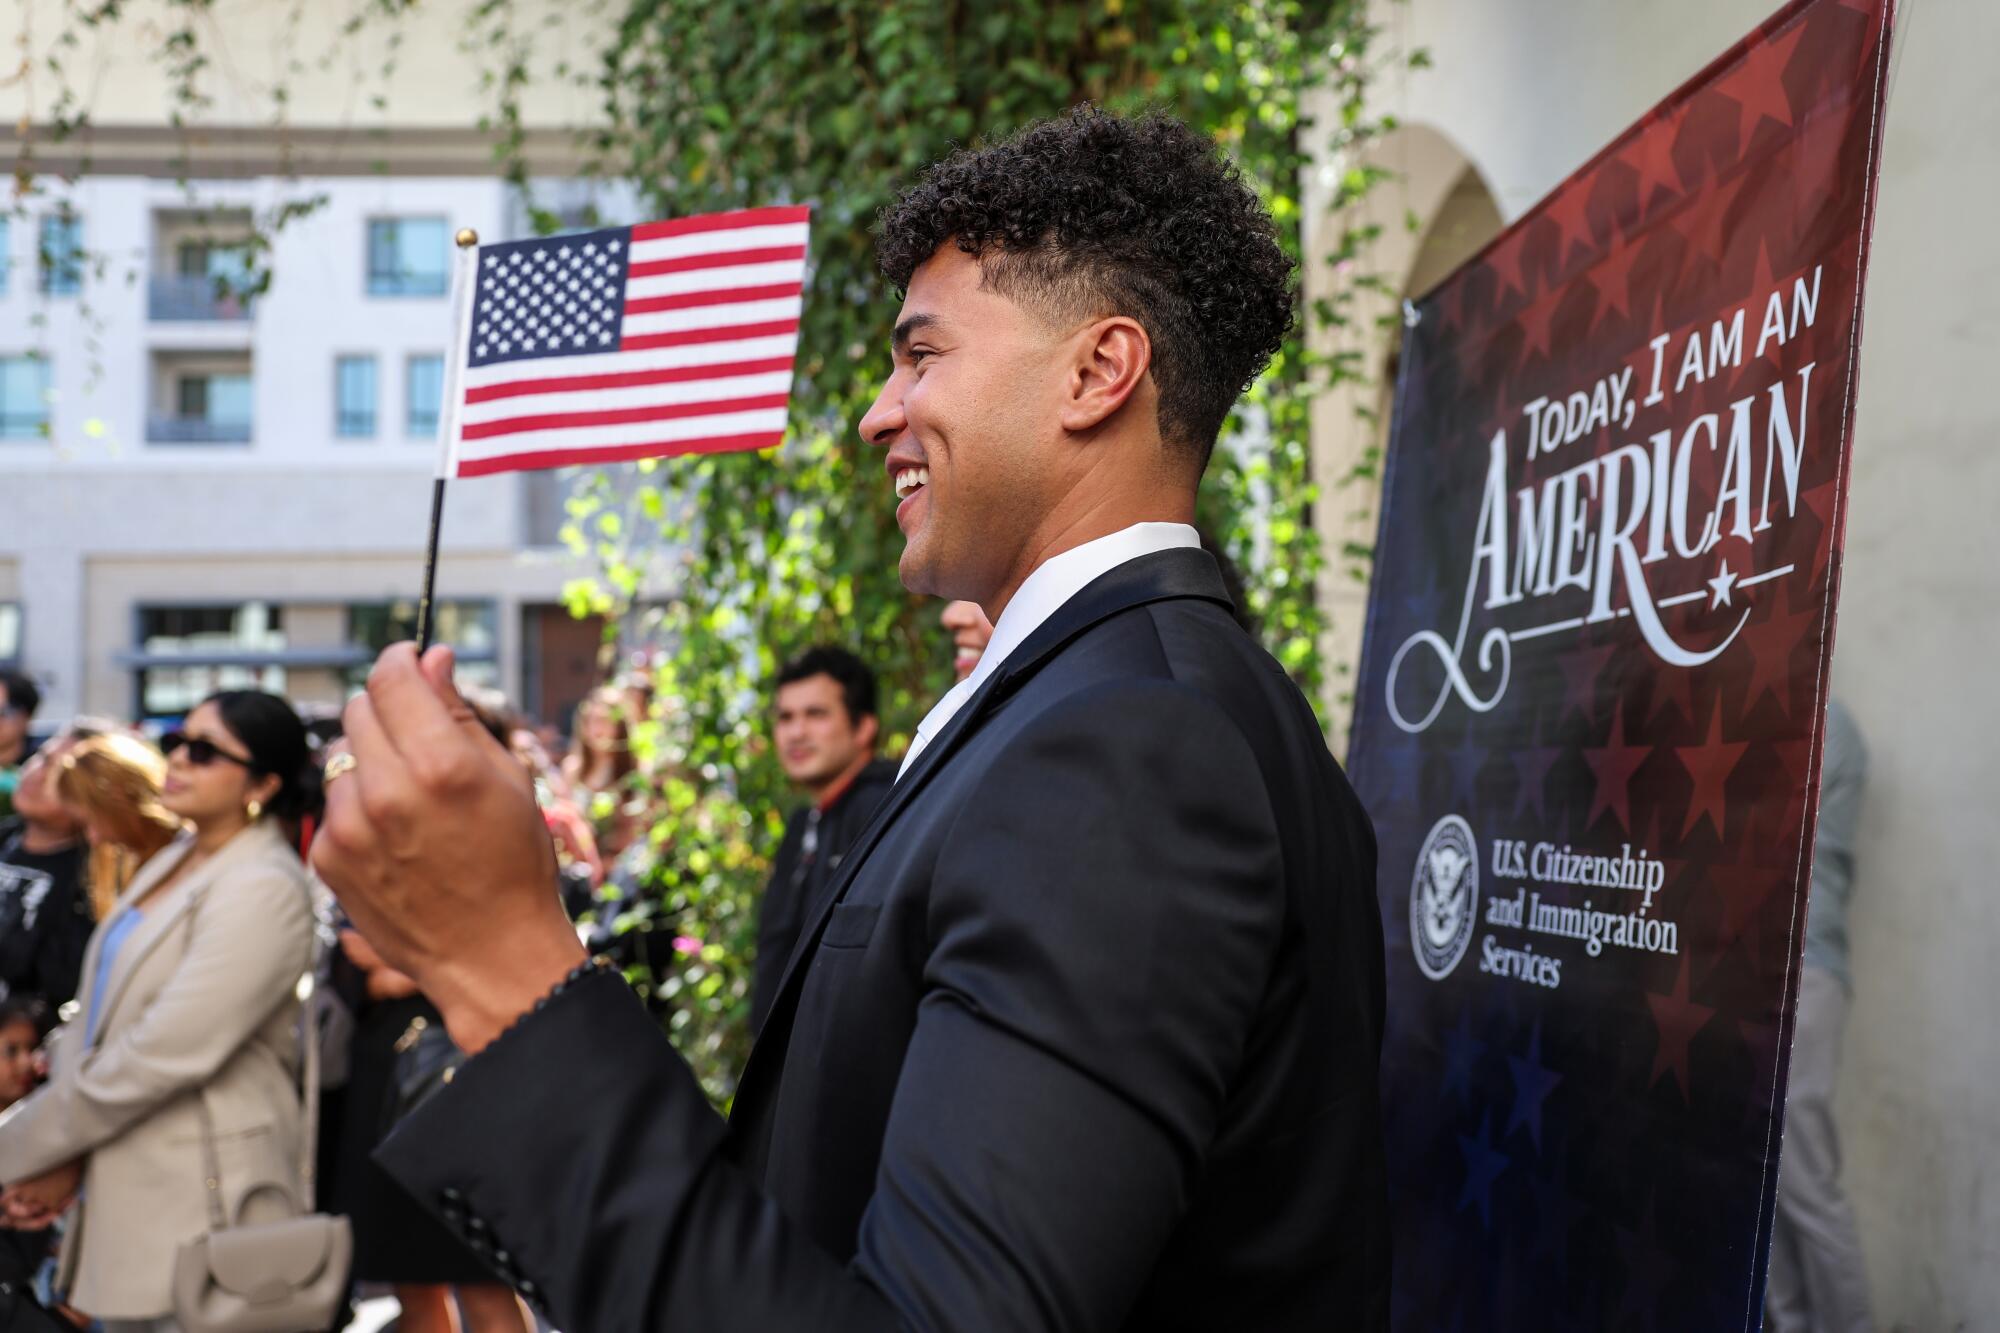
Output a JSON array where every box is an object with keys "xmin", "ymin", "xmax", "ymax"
[{"xmin": 456, "ymin": 227, "xmax": 479, "ymax": 248}]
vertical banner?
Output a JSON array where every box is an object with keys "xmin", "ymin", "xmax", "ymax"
[{"xmin": 1347, "ymin": 2, "xmax": 1894, "ymax": 1329}]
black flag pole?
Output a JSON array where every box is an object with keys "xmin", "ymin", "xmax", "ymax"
[
  {"xmin": 413, "ymin": 475, "xmax": 450, "ymax": 652},
  {"xmin": 415, "ymin": 227, "xmax": 483, "ymax": 653}
]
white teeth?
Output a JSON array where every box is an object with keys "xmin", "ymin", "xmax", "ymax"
[{"xmin": 894, "ymin": 466, "xmax": 930, "ymax": 499}]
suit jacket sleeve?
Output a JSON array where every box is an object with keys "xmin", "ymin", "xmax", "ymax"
[
  {"xmin": 377, "ymin": 680, "xmax": 1286, "ymax": 1332},
  {"xmin": 0, "ymin": 855, "xmax": 313, "ymax": 1182}
]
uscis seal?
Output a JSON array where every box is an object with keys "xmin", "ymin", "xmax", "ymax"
[{"xmin": 1411, "ymin": 814, "xmax": 1479, "ymax": 980}]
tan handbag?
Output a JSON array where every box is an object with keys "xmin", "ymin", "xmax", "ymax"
[{"xmin": 171, "ymin": 970, "xmax": 353, "ymax": 1333}]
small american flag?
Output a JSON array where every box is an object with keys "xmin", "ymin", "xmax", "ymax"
[{"xmin": 445, "ymin": 205, "xmax": 810, "ymax": 478}]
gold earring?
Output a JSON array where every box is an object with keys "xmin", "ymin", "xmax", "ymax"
[{"xmin": 245, "ymin": 799, "xmax": 263, "ymax": 822}]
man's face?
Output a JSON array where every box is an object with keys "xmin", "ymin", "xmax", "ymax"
[
  {"xmin": 0, "ymin": 684, "xmax": 26, "ymax": 762},
  {"xmin": 773, "ymin": 675, "xmax": 875, "ymax": 789},
  {"xmin": 940, "ymin": 601, "xmax": 995, "ymax": 681},
  {"xmin": 858, "ymin": 247, "xmax": 1072, "ymax": 604}
]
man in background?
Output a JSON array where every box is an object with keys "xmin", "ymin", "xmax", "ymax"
[
  {"xmin": 938, "ymin": 601, "xmax": 994, "ymax": 681},
  {"xmin": 1767, "ymin": 698, "xmax": 1874, "ymax": 1333},
  {"xmin": 751, "ymin": 647, "xmax": 896, "ymax": 1032},
  {"xmin": 0, "ymin": 671, "xmax": 42, "ymax": 821}
]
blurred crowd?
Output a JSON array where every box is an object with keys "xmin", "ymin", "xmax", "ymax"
[{"xmin": 0, "ymin": 589, "xmax": 1014, "ymax": 1332}]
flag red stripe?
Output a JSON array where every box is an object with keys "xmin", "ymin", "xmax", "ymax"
[
  {"xmin": 624, "ymin": 282, "xmax": 802, "ymax": 315},
  {"xmin": 631, "ymin": 206, "xmax": 811, "ymax": 241},
  {"xmin": 627, "ymin": 245, "xmax": 806, "ymax": 278},
  {"xmin": 619, "ymin": 319, "xmax": 801, "ymax": 351},
  {"xmin": 461, "ymin": 392, "xmax": 792, "ymax": 441},
  {"xmin": 465, "ymin": 357, "xmax": 795, "ymax": 405},
  {"xmin": 457, "ymin": 431, "xmax": 785, "ymax": 478}
]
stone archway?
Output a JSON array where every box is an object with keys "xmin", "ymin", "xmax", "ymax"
[{"xmin": 1301, "ymin": 120, "xmax": 1502, "ymax": 756}]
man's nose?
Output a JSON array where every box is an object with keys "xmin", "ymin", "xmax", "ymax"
[{"xmin": 857, "ymin": 376, "xmax": 906, "ymax": 448}]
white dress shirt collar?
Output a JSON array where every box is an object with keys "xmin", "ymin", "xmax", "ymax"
[{"xmin": 897, "ymin": 521, "xmax": 1200, "ymax": 779}]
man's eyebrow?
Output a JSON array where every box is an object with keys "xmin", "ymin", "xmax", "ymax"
[{"xmin": 892, "ymin": 312, "xmax": 940, "ymax": 353}]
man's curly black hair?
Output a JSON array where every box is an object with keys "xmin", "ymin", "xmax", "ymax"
[{"xmin": 876, "ymin": 106, "xmax": 1295, "ymax": 468}]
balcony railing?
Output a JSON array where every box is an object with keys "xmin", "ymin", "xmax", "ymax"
[
  {"xmin": 146, "ymin": 416, "xmax": 252, "ymax": 444},
  {"xmin": 148, "ymin": 276, "xmax": 254, "ymax": 322}
]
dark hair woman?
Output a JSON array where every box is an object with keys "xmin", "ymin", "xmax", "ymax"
[{"xmin": 0, "ymin": 690, "xmax": 320, "ymax": 1330}]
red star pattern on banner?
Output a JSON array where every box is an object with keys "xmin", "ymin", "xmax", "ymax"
[
  {"xmin": 1647, "ymin": 665, "xmax": 1697, "ymax": 729},
  {"xmin": 1740, "ymin": 580, "xmax": 1821, "ymax": 719},
  {"xmin": 1589, "ymin": 223, "xmax": 1647, "ymax": 328},
  {"xmin": 1543, "ymin": 183, "xmax": 1598, "ymax": 276},
  {"xmin": 1677, "ymin": 698, "xmax": 1750, "ymax": 839},
  {"xmin": 1515, "ymin": 279, "xmax": 1569, "ymax": 364},
  {"xmin": 1674, "ymin": 168, "xmax": 1751, "ymax": 276},
  {"xmin": 1646, "ymin": 952, "xmax": 1715, "ymax": 1100},
  {"xmin": 1557, "ymin": 641, "xmax": 1620, "ymax": 728},
  {"xmin": 1487, "ymin": 226, "xmax": 1532, "ymax": 304},
  {"xmin": 1624, "ymin": 101, "xmax": 1692, "ymax": 216},
  {"xmin": 1718, "ymin": 20, "xmax": 1809, "ymax": 139},
  {"xmin": 1789, "ymin": 98, "xmax": 1853, "ymax": 213},
  {"xmin": 1582, "ymin": 708, "xmax": 1651, "ymax": 834},
  {"xmin": 1726, "ymin": 243, "xmax": 1786, "ymax": 395}
]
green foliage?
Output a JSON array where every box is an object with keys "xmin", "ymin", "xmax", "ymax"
[{"xmin": 558, "ymin": 0, "xmax": 1414, "ymax": 1105}]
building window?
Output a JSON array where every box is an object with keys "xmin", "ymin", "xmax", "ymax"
[
  {"xmin": 366, "ymin": 219, "xmax": 449, "ymax": 297},
  {"xmin": 345, "ymin": 600, "xmax": 499, "ymax": 690},
  {"xmin": 174, "ymin": 373, "xmax": 252, "ymax": 428},
  {"xmin": 0, "ymin": 357, "xmax": 51, "ymax": 440},
  {"xmin": 134, "ymin": 603, "xmax": 287, "ymax": 717},
  {"xmin": 336, "ymin": 356, "xmax": 378, "ymax": 438},
  {"xmin": 39, "ymin": 214, "xmax": 83, "ymax": 296},
  {"xmin": 406, "ymin": 354, "xmax": 444, "ymax": 437}
]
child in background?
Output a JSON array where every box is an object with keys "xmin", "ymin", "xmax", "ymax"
[
  {"xmin": 0, "ymin": 994, "xmax": 63, "ymax": 1303},
  {"xmin": 0, "ymin": 994, "xmax": 53, "ymax": 1111}
]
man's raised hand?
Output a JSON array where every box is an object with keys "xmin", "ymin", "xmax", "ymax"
[{"xmin": 312, "ymin": 644, "xmax": 585, "ymax": 1053}]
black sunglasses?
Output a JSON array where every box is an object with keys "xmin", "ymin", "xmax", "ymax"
[{"xmin": 160, "ymin": 731, "xmax": 255, "ymax": 769}]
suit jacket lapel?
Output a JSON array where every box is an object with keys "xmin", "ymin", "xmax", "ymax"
[
  {"xmin": 88, "ymin": 823, "xmax": 276, "ymax": 1041},
  {"xmin": 738, "ymin": 547, "xmax": 1236, "ymax": 1107}
]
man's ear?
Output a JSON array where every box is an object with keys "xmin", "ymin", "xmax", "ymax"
[
  {"xmin": 856, "ymin": 714, "xmax": 881, "ymax": 753},
  {"xmin": 1059, "ymin": 316, "xmax": 1152, "ymax": 434}
]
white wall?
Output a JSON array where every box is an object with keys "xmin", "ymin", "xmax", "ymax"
[{"xmin": 1314, "ymin": 2, "xmax": 2000, "ymax": 1326}]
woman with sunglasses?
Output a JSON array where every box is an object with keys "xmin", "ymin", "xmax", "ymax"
[{"xmin": 0, "ymin": 691, "xmax": 319, "ymax": 1332}]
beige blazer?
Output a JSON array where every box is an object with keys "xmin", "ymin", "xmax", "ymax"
[{"xmin": 0, "ymin": 819, "xmax": 314, "ymax": 1319}]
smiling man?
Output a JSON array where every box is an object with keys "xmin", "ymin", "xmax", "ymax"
[
  {"xmin": 314, "ymin": 107, "xmax": 1389, "ymax": 1331},
  {"xmin": 752, "ymin": 646, "xmax": 895, "ymax": 1032}
]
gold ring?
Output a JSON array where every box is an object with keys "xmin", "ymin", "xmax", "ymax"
[{"xmin": 323, "ymin": 752, "xmax": 359, "ymax": 786}]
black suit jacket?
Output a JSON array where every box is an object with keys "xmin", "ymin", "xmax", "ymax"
[
  {"xmin": 751, "ymin": 757, "xmax": 898, "ymax": 1033},
  {"xmin": 380, "ymin": 547, "xmax": 1390, "ymax": 1330}
]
